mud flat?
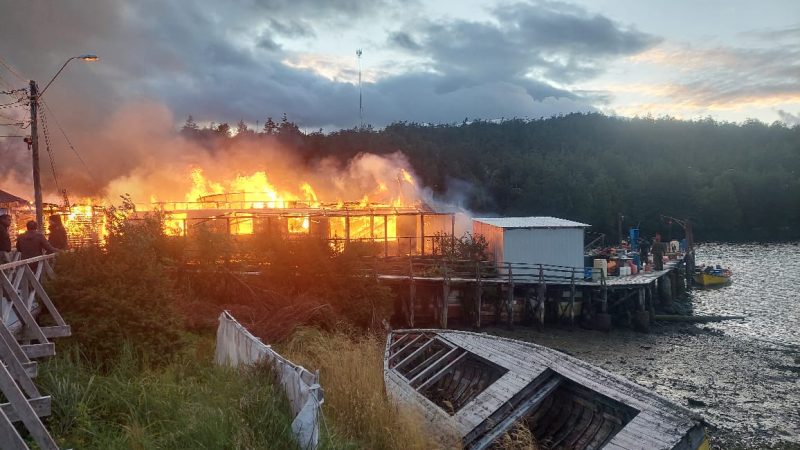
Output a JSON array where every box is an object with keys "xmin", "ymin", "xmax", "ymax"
[{"xmin": 489, "ymin": 323, "xmax": 800, "ymax": 449}]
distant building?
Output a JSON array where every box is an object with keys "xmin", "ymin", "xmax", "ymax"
[
  {"xmin": 472, "ymin": 216, "xmax": 590, "ymax": 272},
  {"xmin": 1, "ymin": 189, "xmax": 32, "ymax": 236},
  {"xmin": 0, "ymin": 189, "xmax": 29, "ymax": 214}
]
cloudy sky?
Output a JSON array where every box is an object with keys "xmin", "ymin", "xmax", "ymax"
[{"xmin": 0, "ymin": 0, "xmax": 798, "ymax": 133}]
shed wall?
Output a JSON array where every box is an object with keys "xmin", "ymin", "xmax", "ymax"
[
  {"xmin": 503, "ymin": 228, "xmax": 584, "ymax": 268},
  {"xmin": 472, "ymin": 221, "xmax": 505, "ymax": 263}
]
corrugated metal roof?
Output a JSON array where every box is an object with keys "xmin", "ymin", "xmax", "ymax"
[{"xmin": 473, "ymin": 216, "xmax": 590, "ymax": 229}]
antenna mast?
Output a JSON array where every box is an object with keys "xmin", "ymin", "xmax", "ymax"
[{"xmin": 356, "ymin": 48, "xmax": 363, "ymax": 129}]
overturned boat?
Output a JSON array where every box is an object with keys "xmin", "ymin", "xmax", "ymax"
[{"xmin": 384, "ymin": 330, "xmax": 708, "ymax": 449}]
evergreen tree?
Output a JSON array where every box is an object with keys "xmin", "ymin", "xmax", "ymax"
[
  {"xmin": 263, "ymin": 116, "xmax": 278, "ymax": 135},
  {"xmin": 236, "ymin": 119, "xmax": 248, "ymax": 135},
  {"xmin": 182, "ymin": 115, "xmax": 199, "ymax": 131},
  {"xmin": 216, "ymin": 123, "xmax": 231, "ymax": 137}
]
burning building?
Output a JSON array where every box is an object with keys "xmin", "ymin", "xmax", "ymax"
[
  {"xmin": 152, "ymin": 195, "xmax": 454, "ymax": 256},
  {"xmin": 38, "ymin": 162, "xmax": 455, "ymax": 256}
]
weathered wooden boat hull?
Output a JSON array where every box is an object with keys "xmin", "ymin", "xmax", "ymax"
[{"xmin": 385, "ymin": 329, "xmax": 709, "ymax": 450}]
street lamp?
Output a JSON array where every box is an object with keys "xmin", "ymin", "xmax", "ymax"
[{"xmin": 29, "ymin": 54, "xmax": 98, "ymax": 226}]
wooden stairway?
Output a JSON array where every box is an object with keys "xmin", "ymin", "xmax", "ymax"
[{"xmin": 1, "ymin": 254, "xmax": 70, "ymax": 450}]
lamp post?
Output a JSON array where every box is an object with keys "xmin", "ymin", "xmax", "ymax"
[{"xmin": 29, "ymin": 54, "xmax": 97, "ymax": 227}]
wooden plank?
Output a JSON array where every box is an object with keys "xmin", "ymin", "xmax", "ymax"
[
  {"xmin": 389, "ymin": 334, "xmax": 427, "ymax": 364},
  {"xmin": 22, "ymin": 361, "xmax": 37, "ymax": 378},
  {"xmin": 0, "ymin": 321, "xmax": 30, "ymax": 364},
  {"xmin": 25, "ymin": 266, "xmax": 68, "ymax": 327},
  {"xmin": 394, "ymin": 338, "xmax": 438, "ymax": 372},
  {"xmin": 1, "ymin": 396, "xmax": 51, "ymax": 422},
  {"xmin": 0, "ymin": 273, "xmax": 48, "ymax": 343},
  {"xmin": 0, "ymin": 328, "xmax": 41, "ymax": 398},
  {"xmin": 0, "ymin": 410, "xmax": 30, "ymax": 450},
  {"xmin": 22, "ymin": 343, "xmax": 55, "ymax": 359},
  {"xmin": 388, "ymin": 333, "xmax": 412, "ymax": 352},
  {"xmin": 408, "ymin": 347, "xmax": 461, "ymax": 387},
  {"xmin": 404, "ymin": 345, "xmax": 451, "ymax": 380},
  {"xmin": 416, "ymin": 351, "xmax": 468, "ymax": 392},
  {"xmin": 0, "ymin": 359, "xmax": 59, "ymax": 449},
  {"xmin": 40, "ymin": 325, "xmax": 72, "ymax": 339},
  {"xmin": 468, "ymin": 375, "xmax": 564, "ymax": 450}
]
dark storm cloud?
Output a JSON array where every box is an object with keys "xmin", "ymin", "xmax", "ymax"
[
  {"xmin": 390, "ymin": 0, "xmax": 659, "ymax": 94},
  {"xmin": 0, "ymin": 0, "xmax": 652, "ymax": 134},
  {"xmin": 387, "ymin": 32, "xmax": 422, "ymax": 51},
  {"xmin": 265, "ymin": 18, "xmax": 316, "ymax": 38}
]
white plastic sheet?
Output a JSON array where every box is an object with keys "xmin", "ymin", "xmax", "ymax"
[{"xmin": 215, "ymin": 311, "xmax": 323, "ymax": 449}]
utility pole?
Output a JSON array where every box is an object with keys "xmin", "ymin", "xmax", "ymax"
[{"xmin": 29, "ymin": 80, "xmax": 43, "ymax": 227}]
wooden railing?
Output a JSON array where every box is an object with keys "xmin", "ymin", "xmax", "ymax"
[
  {"xmin": 358, "ymin": 256, "xmax": 599, "ymax": 285},
  {"xmin": 1, "ymin": 252, "xmax": 70, "ymax": 450}
]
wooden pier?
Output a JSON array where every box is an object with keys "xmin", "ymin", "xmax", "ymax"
[{"xmin": 362, "ymin": 254, "xmax": 689, "ymax": 332}]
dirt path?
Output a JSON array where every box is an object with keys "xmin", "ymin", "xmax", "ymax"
[{"xmin": 487, "ymin": 324, "xmax": 800, "ymax": 449}]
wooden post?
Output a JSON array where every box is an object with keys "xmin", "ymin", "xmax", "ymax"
[
  {"xmin": 475, "ymin": 261, "xmax": 483, "ymax": 329},
  {"xmin": 441, "ymin": 258, "xmax": 449, "ymax": 329},
  {"xmin": 537, "ymin": 265, "xmax": 546, "ymax": 328},
  {"xmin": 408, "ymin": 256, "xmax": 415, "ymax": 327},
  {"xmin": 451, "ymin": 214, "xmax": 456, "ymax": 255},
  {"xmin": 601, "ymin": 271, "xmax": 608, "ymax": 313},
  {"xmin": 345, "ymin": 215, "xmax": 350, "ymax": 244},
  {"xmin": 507, "ymin": 264, "xmax": 514, "ymax": 327},
  {"xmin": 384, "ymin": 214, "xmax": 389, "ymax": 257},
  {"xmin": 420, "ymin": 213, "xmax": 425, "ymax": 255},
  {"xmin": 569, "ymin": 270, "xmax": 576, "ymax": 327}
]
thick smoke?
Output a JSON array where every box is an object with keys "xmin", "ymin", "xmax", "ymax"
[{"xmin": 1, "ymin": 101, "xmax": 425, "ymax": 207}]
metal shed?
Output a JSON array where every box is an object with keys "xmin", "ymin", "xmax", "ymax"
[{"xmin": 472, "ymin": 216, "xmax": 589, "ymax": 269}]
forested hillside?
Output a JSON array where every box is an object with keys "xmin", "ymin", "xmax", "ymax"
[{"xmin": 183, "ymin": 113, "xmax": 800, "ymax": 242}]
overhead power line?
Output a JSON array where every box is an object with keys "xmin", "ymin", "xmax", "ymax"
[
  {"xmin": 0, "ymin": 56, "xmax": 26, "ymax": 82},
  {"xmin": 40, "ymin": 100, "xmax": 112, "ymax": 205},
  {"xmin": 40, "ymin": 106, "xmax": 63, "ymax": 196}
]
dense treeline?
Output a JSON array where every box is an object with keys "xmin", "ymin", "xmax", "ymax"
[{"xmin": 183, "ymin": 113, "xmax": 800, "ymax": 242}]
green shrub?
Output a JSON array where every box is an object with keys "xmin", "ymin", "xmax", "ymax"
[{"xmin": 48, "ymin": 202, "xmax": 186, "ymax": 368}]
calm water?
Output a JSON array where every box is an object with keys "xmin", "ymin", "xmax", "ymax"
[{"xmin": 692, "ymin": 242, "xmax": 800, "ymax": 347}]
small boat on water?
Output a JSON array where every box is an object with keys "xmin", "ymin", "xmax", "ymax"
[
  {"xmin": 385, "ymin": 329, "xmax": 709, "ymax": 449},
  {"xmin": 693, "ymin": 265, "xmax": 732, "ymax": 287}
]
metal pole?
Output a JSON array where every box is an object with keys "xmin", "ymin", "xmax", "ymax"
[{"xmin": 29, "ymin": 81, "xmax": 43, "ymax": 227}]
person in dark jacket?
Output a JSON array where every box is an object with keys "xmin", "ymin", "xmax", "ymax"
[
  {"xmin": 0, "ymin": 213, "xmax": 12, "ymax": 262},
  {"xmin": 652, "ymin": 233, "xmax": 664, "ymax": 271},
  {"xmin": 47, "ymin": 214, "xmax": 69, "ymax": 250},
  {"xmin": 16, "ymin": 220, "xmax": 57, "ymax": 260}
]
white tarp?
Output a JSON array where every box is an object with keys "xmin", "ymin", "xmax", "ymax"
[{"xmin": 215, "ymin": 311, "xmax": 323, "ymax": 449}]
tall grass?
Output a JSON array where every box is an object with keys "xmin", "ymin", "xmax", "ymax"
[
  {"xmin": 38, "ymin": 335, "xmax": 347, "ymax": 449},
  {"xmin": 281, "ymin": 327, "xmax": 452, "ymax": 450}
]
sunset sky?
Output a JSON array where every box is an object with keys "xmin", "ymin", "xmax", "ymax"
[{"xmin": 0, "ymin": 0, "xmax": 798, "ymax": 131}]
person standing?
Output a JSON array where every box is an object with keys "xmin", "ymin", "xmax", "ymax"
[
  {"xmin": 16, "ymin": 220, "xmax": 57, "ymax": 260},
  {"xmin": 0, "ymin": 214, "xmax": 12, "ymax": 263},
  {"xmin": 47, "ymin": 215, "xmax": 69, "ymax": 250},
  {"xmin": 652, "ymin": 233, "xmax": 664, "ymax": 271}
]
